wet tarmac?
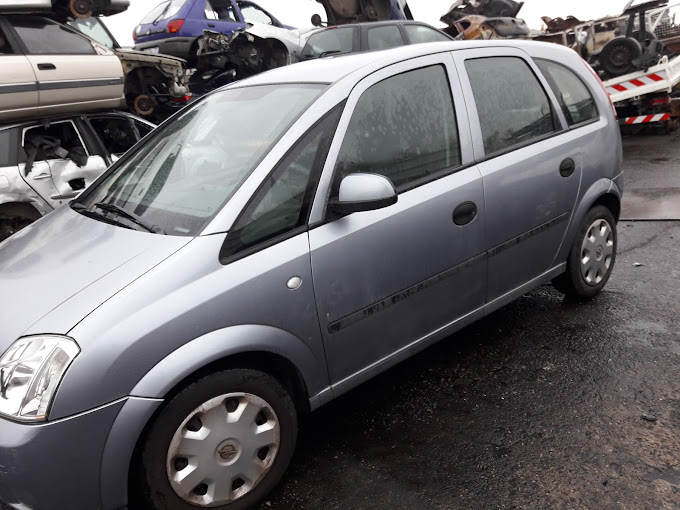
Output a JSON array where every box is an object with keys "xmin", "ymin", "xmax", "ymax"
[
  {"xmin": 621, "ymin": 132, "xmax": 680, "ymax": 220},
  {"xmin": 259, "ymin": 139, "xmax": 680, "ymax": 509}
]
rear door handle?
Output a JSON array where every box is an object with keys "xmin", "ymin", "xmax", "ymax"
[
  {"xmin": 560, "ymin": 158, "xmax": 576, "ymax": 178},
  {"xmin": 453, "ymin": 202, "xmax": 478, "ymax": 226},
  {"xmin": 208, "ymin": 23, "xmax": 216, "ymax": 27},
  {"xmin": 37, "ymin": 63, "xmax": 56, "ymax": 70}
]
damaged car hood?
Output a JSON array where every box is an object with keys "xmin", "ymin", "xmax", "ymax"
[
  {"xmin": 0, "ymin": 206, "xmax": 191, "ymax": 354},
  {"xmin": 115, "ymin": 48, "xmax": 186, "ymax": 67}
]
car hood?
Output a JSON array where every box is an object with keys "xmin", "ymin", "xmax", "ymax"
[{"xmin": 0, "ymin": 206, "xmax": 191, "ymax": 354}]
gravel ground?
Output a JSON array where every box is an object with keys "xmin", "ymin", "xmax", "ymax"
[{"xmin": 259, "ymin": 135, "xmax": 680, "ymax": 510}]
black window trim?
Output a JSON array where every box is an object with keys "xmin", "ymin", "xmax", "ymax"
[
  {"xmin": 324, "ymin": 63, "xmax": 464, "ymax": 217},
  {"xmin": 219, "ymin": 101, "xmax": 346, "ymax": 265},
  {"xmin": 534, "ymin": 57, "xmax": 602, "ymax": 131},
  {"xmin": 464, "ymin": 55, "xmax": 564, "ymax": 161}
]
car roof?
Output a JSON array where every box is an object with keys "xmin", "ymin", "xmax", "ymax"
[{"xmin": 235, "ymin": 39, "xmax": 574, "ymax": 88}]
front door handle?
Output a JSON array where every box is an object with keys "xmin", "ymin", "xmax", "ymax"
[
  {"xmin": 37, "ymin": 63, "xmax": 56, "ymax": 70},
  {"xmin": 560, "ymin": 158, "xmax": 576, "ymax": 178},
  {"xmin": 453, "ymin": 201, "xmax": 478, "ymax": 226},
  {"xmin": 208, "ymin": 23, "xmax": 216, "ymax": 27}
]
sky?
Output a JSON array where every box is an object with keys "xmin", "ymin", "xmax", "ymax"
[{"xmin": 105, "ymin": 0, "xmax": 632, "ymax": 48}]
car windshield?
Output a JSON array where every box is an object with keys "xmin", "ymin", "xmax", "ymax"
[
  {"xmin": 141, "ymin": 0, "xmax": 186, "ymax": 24},
  {"xmin": 74, "ymin": 84, "xmax": 325, "ymax": 237},
  {"xmin": 68, "ymin": 17, "xmax": 116, "ymax": 49}
]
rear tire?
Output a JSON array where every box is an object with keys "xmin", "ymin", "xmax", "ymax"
[
  {"xmin": 552, "ymin": 206, "xmax": 617, "ymax": 299},
  {"xmin": 134, "ymin": 369, "xmax": 297, "ymax": 510}
]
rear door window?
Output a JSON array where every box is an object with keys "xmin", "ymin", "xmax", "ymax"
[
  {"xmin": 404, "ymin": 25, "xmax": 450, "ymax": 44},
  {"xmin": 465, "ymin": 56, "xmax": 556, "ymax": 155},
  {"xmin": 367, "ymin": 25, "xmax": 405, "ymax": 51},
  {"xmin": 536, "ymin": 59, "xmax": 599, "ymax": 126},
  {"xmin": 334, "ymin": 65, "xmax": 461, "ymax": 193},
  {"xmin": 10, "ymin": 17, "xmax": 95, "ymax": 55},
  {"xmin": 0, "ymin": 25, "xmax": 16, "ymax": 54},
  {"xmin": 23, "ymin": 121, "xmax": 88, "ymax": 163},
  {"xmin": 301, "ymin": 28, "xmax": 354, "ymax": 59}
]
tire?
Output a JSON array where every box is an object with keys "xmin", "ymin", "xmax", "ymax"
[
  {"xmin": 553, "ymin": 206, "xmax": 617, "ymax": 299},
  {"xmin": 134, "ymin": 369, "xmax": 297, "ymax": 510},
  {"xmin": 599, "ymin": 36, "xmax": 642, "ymax": 77}
]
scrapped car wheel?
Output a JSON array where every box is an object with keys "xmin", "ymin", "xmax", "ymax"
[
  {"xmin": 553, "ymin": 205, "xmax": 617, "ymax": 299},
  {"xmin": 0, "ymin": 217, "xmax": 34, "ymax": 243},
  {"xmin": 136, "ymin": 369, "xmax": 297, "ymax": 510},
  {"xmin": 134, "ymin": 94, "xmax": 155, "ymax": 116},
  {"xmin": 599, "ymin": 37, "xmax": 642, "ymax": 77},
  {"xmin": 69, "ymin": 0, "xmax": 93, "ymax": 18}
]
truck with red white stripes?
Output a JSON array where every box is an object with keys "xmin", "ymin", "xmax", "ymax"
[{"xmin": 605, "ymin": 53, "xmax": 680, "ymax": 130}]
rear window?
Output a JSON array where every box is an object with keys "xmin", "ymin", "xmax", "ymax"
[
  {"xmin": 536, "ymin": 59, "xmax": 599, "ymax": 127},
  {"xmin": 367, "ymin": 25, "xmax": 404, "ymax": 51},
  {"xmin": 141, "ymin": 0, "xmax": 186, "ymax": 24},
  {"xmin": 301, "ymin": 27, "xmax": 354, "ymax": 59}
]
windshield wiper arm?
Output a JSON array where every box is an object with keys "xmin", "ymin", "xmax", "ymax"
[{"xmin": 93, "ymin": 202, "xmax": 166, "ymax": 234}]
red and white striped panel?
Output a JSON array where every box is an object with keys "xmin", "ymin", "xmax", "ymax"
[
  {"xmin": 622, "ymin": 113, "xmax": 671, "ymax": 125},
  {"xmin": 606, "ymin": 72, "xmax": 666, "ymax": 95}
]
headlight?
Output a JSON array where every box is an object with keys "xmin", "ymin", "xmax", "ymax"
[{"xmin": 0, "ymin": 335, "xmax": 80, "ymax": 422}]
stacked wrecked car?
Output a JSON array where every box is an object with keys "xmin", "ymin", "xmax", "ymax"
[{"xmin": 0, "ymin": 3, "xmax": 160, "ymax": 242}]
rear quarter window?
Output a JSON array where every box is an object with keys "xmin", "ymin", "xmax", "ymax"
[{"xmin": 536, "ymin": 59, "xmax": 599, "ymax": 126}]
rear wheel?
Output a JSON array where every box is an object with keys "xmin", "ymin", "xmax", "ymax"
[
  {"xmin": 553, "ymin": 206, "xmax": 617, "ymax": 299},
  {"xmin": 134, "ymin": 369, "xmax": 297, "ymax": 510}
]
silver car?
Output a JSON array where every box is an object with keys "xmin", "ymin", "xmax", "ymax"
[{"xmin": 0, "ymin": 40, "xmax": 623, "ymax": 510}]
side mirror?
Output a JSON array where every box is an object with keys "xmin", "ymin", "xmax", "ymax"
[
  {"xmin": 311, "ymin": 14, "xmax": 324, "ymax": 27},
  {"xmin": 331, "ymin": 173, "xmax": 397, "ymax": 215}
]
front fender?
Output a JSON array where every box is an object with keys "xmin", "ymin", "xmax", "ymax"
[
  {"xmin": 554, "ymin": 178, "xmax": 622, "ymax": 264},
  {"xmin": 131, "ymin": 324, "xmax": 329, "ymax": 403}
]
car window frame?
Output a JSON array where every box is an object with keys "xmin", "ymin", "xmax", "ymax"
[
  {"xmin": 84, "ymin": 114, "xmax": 144, "ymax": 160},
  {"xmin": 218, "ymin": 102, "xmax": 345, "ymax": 265},
  {"xmin": 361, "ymin": 22, "xmax": 407, "ymax": 52},
  {"xmin": 21, "ymin": 119, "xmax": 91, "ymax": 162},
  {"xmin": 307, "ymin": 52, "xmax": 475, "ymax": 226},
  {"xmin": 236, "ymin": 1, "xmax": 275, "ymax": 26},
  {"xmin": 451, "ymin": 47, "xmax": 569, "ymax": 163},
  {"xmin": 301, "ymin": 26, "xmax": 358, "ymax": 60},
  {"xmin": 5, "ymin": 15, "xmax": 96, "ymax": 56},
  {"xmin": 535, "ymin": 58, "xmax": 601, "ymax": 130},
  {"xmin": 0, "ymin": 17, "xmax": 22, "ymax": 55}
]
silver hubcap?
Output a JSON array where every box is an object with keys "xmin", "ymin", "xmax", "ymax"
[
  {"xmin": 580, "ymin": 218, "xmax": 614, "ymax": 286},
  {"xmin": 166, "ymin": 393, "xmax": 280, "ymax": 507}
]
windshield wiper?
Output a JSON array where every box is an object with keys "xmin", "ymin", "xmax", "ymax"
[{"xmin": 93, "ymin": 202, "xmax": 166, "ymax": 234}]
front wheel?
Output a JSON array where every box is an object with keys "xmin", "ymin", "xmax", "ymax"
[
  {"xmin": 134, "ymin": 369, "xmax": 297, "ymax": 510},
  {"xmin": 552, "ymin": 205, "xmax": 617, "ymax": 299}
]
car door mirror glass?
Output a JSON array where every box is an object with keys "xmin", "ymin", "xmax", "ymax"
[{"xmin": 332, "ymin": 173, "xmax": 397, "ymax": 215}]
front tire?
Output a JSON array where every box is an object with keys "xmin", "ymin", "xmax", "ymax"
[
  {"xmin": 553, "ymin": 205, "xmax": 617, "ymax": 299},
  {"xmin": 134, "ymin": 369, "xmax": 297, "ymax": 510}
]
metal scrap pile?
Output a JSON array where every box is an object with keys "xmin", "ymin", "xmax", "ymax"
[{"xmin": 440, "ymin": 0, "xmax": 530, "ymax": 41}]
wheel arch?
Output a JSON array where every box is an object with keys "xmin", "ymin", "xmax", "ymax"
[
  {"xmin": 0, "ymin": 201, "xmax": 43, "ymax": 221},
  {"xmin": 554, "ymin": 178, "xmax": 622, "ymax": 265},
  {"xmin": 100, "ymin": 324, "xmax": 328, "ymax": 509}
]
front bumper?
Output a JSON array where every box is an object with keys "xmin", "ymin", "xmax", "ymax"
[{"xmin": 0, "ymin": 399, "xmax": 124, "ymax": 509}]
